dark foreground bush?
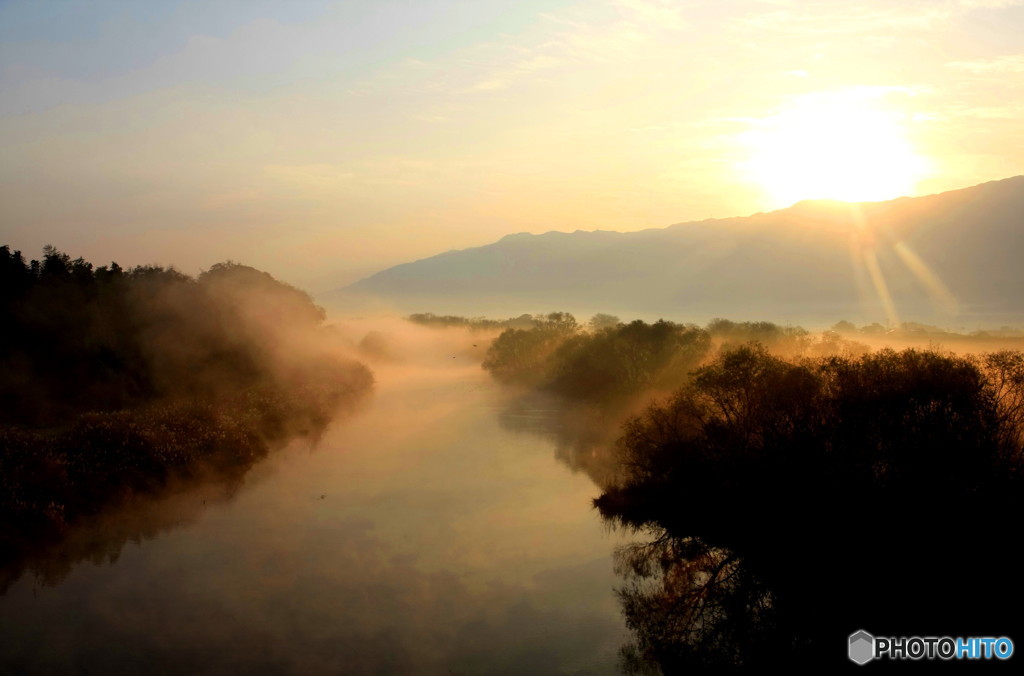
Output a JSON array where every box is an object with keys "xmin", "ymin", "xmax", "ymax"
[{"xmin": 595, "ymin": 345, "xmax": 1024, "ymax": 670}]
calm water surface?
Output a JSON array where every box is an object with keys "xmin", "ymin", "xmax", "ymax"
[{"xmin": 0, "ymin": 360, "xmax": 629, "ymax": 674}]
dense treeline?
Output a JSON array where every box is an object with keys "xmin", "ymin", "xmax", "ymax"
[
  {"xmin": 832, "ymin": 318, "xmax": 1024, "ymax": 340},
  {"xmin": 481, "ymin": 312, "xmax": 581, "ymax": 385},
  {"xmin": 481, "ymin": 313, "xmax": 864, "ymax": 403},
  {"xmin": 594, "ymin": 345, "xmax": 1024, "ymax": 670},
  {"xmin": 0, "ymin": 245, "xmax": 372, "ymax": 576},
  {"xmin": 406, "ymin": 312, "xmax": 540, "ymax": 331}
]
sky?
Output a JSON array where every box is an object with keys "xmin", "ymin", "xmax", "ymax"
[{"xmin": 1, "ymin": 0, "xmax": 1022, "ymax": 292}]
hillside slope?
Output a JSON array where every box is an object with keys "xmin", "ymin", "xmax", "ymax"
[{"xmin": 339, "ymin": 176, "xmax": 1024, "ymax": 325}]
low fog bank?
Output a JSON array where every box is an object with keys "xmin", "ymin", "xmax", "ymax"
[
  {"xmin": 336, "ymin": 313, "xmax": 506, "ymax": 369},
  {"xmin": 370, "ymin": 309, "xmax": 1024, "ymax": 491},
  {"xmin": 0, "ymin": 300, "xmax": 529, "ymax": 593},
  {"xmin": 0, "ymin": 245, "xmax": 374, "ymax": 587},
  {"xmin": 0, "ymin": 301, "xmax": 509, "ymax": 592},
  {"xmin": 464, "ymin": 311, "xmax": 1021, "ymax": 486}
]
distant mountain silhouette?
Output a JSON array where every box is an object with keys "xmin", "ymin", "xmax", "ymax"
[{"xmin": 337, "ymin": 177, "xmax": 1024, "ymax": 325}]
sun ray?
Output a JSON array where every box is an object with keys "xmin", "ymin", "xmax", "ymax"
[
  {"xmin": 892, "ymin": 241, "xmax": 959, "ymax": 315},
  {"xmin": 861, "ymin": 248, "xmax": 900, "ymax": 328},
  {"xmin": 847, "ymin": 235, "xmax": 878, "ymax": 321},
  {"xmin": 843, "ymin": 203, "xmax": 902, "ymax": 327}
]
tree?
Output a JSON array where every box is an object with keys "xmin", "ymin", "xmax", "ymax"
[
  {"xmin": 596, "ymin": 344, "xmax": 1024, "ymax": 670},
  {"xmin": 588, "ymin": 313, "xmax": 621, "ymax": 331}
]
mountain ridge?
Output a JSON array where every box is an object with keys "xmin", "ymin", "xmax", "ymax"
[{"xmin": 336, "ymin": 176, "xmax": 1024, "ymax": 325}]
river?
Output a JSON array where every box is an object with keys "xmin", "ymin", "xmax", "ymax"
[{"xmin": 0, "ymin": 357, "xmax": 629, "ymax": 674}]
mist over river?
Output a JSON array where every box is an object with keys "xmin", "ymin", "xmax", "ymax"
[{"xmin": 0, "ymin": 357, "xmax": 629, "ymax": 674}]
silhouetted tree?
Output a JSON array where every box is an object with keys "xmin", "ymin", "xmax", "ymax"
[{"xmin": 596, "ymin": 344, "xmax": 1024, "ymax": 670}]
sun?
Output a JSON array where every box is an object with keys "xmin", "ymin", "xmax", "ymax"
[{"xmin": 740, "ymin": 89, "xmax": 931, "ymax": 206}]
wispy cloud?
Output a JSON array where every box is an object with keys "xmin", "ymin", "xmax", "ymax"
[
  {"xmin": 948, "ymin": 54, "xmax": 1024, "ymax": 73},
  {"xmin": 954, "ymin": 0, "xmax": 1024, "ymax": 8},
  {"xmin": 732, "ymin": 1, "xmax": 954, "ymax": 34},
  {"xmin": 612, "ymin": 0, "xmax": 688, "ymax": 30}
]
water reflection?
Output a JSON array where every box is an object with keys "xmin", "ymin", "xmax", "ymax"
[
  {"xmin": 496, "ymin": 392, "xmax": 635, "ymax": 490},
  {"xmin": 0, "ymin": 363, "xmax": 627, "ymax": 674},
  {"xmin": 0, "ymin": 478, "xmax": 242, "ymax": 595}
]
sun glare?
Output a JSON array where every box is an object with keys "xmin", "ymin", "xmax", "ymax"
[{"xmin": 740, "ymin": 90, "xmax": 931, "ymax": 207}]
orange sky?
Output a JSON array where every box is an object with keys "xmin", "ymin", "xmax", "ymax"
[{"xmin": 1, "ymin": 0, "xmax": 1022, "ymax": 291}]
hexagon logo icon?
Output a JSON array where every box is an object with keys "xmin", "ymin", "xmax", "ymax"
[{"xmin": 849, "ymin": 630, "xmax": 875, "ymax": 665}]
